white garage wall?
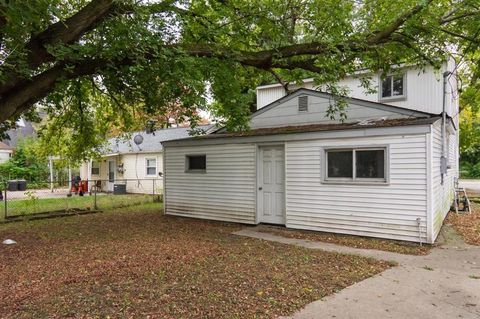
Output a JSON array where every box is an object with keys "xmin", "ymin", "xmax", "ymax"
[
  {"xmin": 431, "ymin": 120, "xmax": 457, "ymax": 239},
  {"xmin": 285, "ymin": 133, "xmax": 429, "ymax": 243},
  {"xmin": 164, "ymin": 144, "xmax": 256, "ymax": 224}
]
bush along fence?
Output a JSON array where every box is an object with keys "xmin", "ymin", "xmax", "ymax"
[{"xmin": 0, "ymin": 179, "xmax": 163, "ymax": 219}]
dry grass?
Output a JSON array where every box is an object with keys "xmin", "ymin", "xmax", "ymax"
[
  {"xmin": 0, "ymin": 204, "xmax": 391, "ymax": 318},
  {"xmin": 256, "ymin": 225, "xmax": 432, "ymax": 255},
  {"xmin": 446, "ymin": 202, "xmax": 480, "ymax": 246}
]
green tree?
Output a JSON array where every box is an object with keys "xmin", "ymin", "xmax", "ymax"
[
  {"xmin": 0, "ymin": 138, "xmax": 50, "ymax": 182},
  {"xmin": 0, "ymin": 0, "xmax": 479, "ymax": 159}
]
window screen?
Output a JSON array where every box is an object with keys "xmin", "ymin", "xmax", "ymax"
[
  {"xmin": 355, "ymin": 150, "xmax": 385, "ymax": 178},
  {"xmin": 187, "ymin": 155, "xmax": 206, "ymax": 171},
  {"xmin": 146, "ymin": 158, "xmax": 157, "ymax": 176},
  {"xmin": 327, "ymin": 151, "xmax": 353, "ymax": 178}
]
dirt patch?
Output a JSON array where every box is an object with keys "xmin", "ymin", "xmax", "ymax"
[
  {"xmin": 256, "ymin": 225, "xmax": 432, "ymax": 255},
  {"xmin": 0, "ymin": 204, "xmax": 391, "ymax": 318},
  {"xmin": 446, "ymin": 202, "xmax": 480, "ymax": 246}
]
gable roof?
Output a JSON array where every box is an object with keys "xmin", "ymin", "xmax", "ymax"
[
  {"xmin": 252, "ymin": 88, "xmax": 434, "ymax": 119},
  {"xmin": 165, "ymin": 117, "xmax": 440, "ymax": 144},
  {"xmin": 0, "ymin": 141, "xmax": 13, "ymax": 151},
  {"xmin": 103, "ymin": 125, "xmax": 213, "ymax": 155}
]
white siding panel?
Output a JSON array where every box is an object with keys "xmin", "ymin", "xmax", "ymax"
[
  {"xmin": 431, "ymin": 120, "xmax": 457, "ymax": 239},
  {"xmin": 285, "ymin": 134, "xmax": 429, "ymax": 243},
  {"xmin": 256, "ymin": 65, "xmax": 449, "ymax": 116},
  {"xmin": 121, "ymin": 153, "xmax": 163, "ymax": 194},
  {"xmin": 251, "ymin": 95, "xmax": 410, "ymax": 129},
  {"xmin": 82, "ymin": 153, "xmax": 163, "ymax": 194},
  {"xmin": 165, "ymin": 144, "xmax": 256, "ymax": 224}
]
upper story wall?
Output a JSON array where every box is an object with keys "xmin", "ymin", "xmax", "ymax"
[{"xmin": 256, "ymin": 62, "xmax": 459, "ymax": 117}]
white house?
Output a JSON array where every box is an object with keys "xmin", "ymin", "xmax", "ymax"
[
  {"xmin": 0, "ymin": 142, "xmax": 13, "ymax": 164},
  {"xmin": 80, "ymin": 126, "xmax": 211, "ymax": 194},
  {"xmin": 162, "ymin": 62, "xmax": 459, "ymax": 244}
]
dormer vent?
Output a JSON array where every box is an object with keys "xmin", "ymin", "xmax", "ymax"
[{"xmin": 298, "ymin": 96, "xmax": 308, "ymax": 112}]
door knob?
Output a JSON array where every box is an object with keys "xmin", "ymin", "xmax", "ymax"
[{"xmin": 258, "ymin": 187, "xmax": 262, "ymax": 190}]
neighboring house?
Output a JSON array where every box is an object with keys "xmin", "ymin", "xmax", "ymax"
[
  {"xmin": 80, "ymin": 126, "xmax": 211, "ymax": 194},
  {"xmin": 1, "ymin": 118, "xmax": 37, "ymax": 149},
  {"xmin": 0, "ymin": 142, "xmax": 13, "ymax": 164},
  {"xmin": 162, "ymin": 62, "xmax": 459, "ymax": 244}
]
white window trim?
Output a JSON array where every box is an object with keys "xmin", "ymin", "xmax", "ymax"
[
  {"xmin": 185, "ymin": 154, "xmax": 207, "ymax": 173},
  {"xmin": 322, "ymin": 146, "xmax": 389, "ymax": 185},
  {"xmin": 379, "ymin": 73, "xmax": 407, "ymax": 102},
  {"xmin": 145, "ymin": 157, "xmax": 157, "ymax": 177}
]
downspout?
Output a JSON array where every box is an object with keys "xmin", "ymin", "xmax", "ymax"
[{"xmin": 441, "ymin": 71, "xmax": 452, "ymax": 184}]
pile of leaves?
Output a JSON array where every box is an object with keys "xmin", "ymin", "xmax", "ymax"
[
  {"xmin": 256, "ymin": 225, "xmax": 431, "ymax": 256},
  {"xmin": 0, "ymin": 204, "xmax": 391, "ymax": 318},
  {"xmin": 446, "ymin": 202, "xmax": 480, "ymax": 246}
]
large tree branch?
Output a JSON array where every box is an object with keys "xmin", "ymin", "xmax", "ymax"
[
  {"xmin": 0, "ymin": 0, "xmax": 177, "ymax": 97},
  {"xmin": 366, "ymin": 0, "xmax": 434, "ymax": 45},
  {"xmin": 0, "ymin": 60, "xmax": 107, "ymax": 122},
  {"xmin": 0, "ymin": 0, "xmax": 117, "ymax": 97}
]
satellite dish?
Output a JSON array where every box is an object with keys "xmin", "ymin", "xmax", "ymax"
[{"xmin": 133, "ymin": 134, "xmax": 144, "ymax": 145}]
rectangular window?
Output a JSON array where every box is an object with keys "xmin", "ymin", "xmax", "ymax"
[
  {"xmin": 381, "ymin": 74, "xmax": 405, "ymax": 99},
  {"xmin": 186, "ymin": 155, "xmax": 206, "ymax": 172},
  {"xmin": 326, "ymin": 148, "xmax": 387, "ymax": 182},
  {"xmin": 91, "ymin": 161, "xmax": 100, "ymax": 175},
  {"xmin": 355, "ymin": 150, "xmax": 385, "ymax": 178},
  {"xmin": 327, "ymin": 150, "xmax": 353, "ymax": 178},
  {"xmin": 146, "ymin": 158, "xmax": 157, "ymax": 176}
]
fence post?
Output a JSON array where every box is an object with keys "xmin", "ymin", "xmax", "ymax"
[
  {"xmin": 3, "ymin": 182, "xmax": 7, "ymax": 219},
  {"xmin": 152, "ymin": 179, "xmax": 155, "ymax": 202},
  {"xmin": 94, "ymin": 180, "xmax": 98, "ymax": 211}
]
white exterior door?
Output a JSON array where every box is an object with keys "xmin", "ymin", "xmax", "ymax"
[
  {"xmin": 257, "ymin": 145, "xmax": 285, "ymax": 224},
  {"xmin": 108, "ymin": 160, "xmax": 116, "ymax": 192}
]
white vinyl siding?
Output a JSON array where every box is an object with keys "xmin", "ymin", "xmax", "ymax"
[
  {"xmin": 431, "ymin": 120, "xmax": 457, "ymax": 239},
  {"xmin": 256, "ymin": 64, "xmax": 457, "ymax": 117},
  {"xmin": 251, "ymin": 94, "xmax": 412, "ymax": 129},
  {"xmin": 285, "ymin": 134, "xmax": 429, "ymax": 243},
  {"xmin": 164, "ymin": 144, "xmax": 256, "ymax": 224},
  {"xmin": 81, "ymin": 153, "xmax": 164, "ymax": 194},
  {"xmin": 122, "ymin": 154, "xmax": 162, "ymax": 194}
]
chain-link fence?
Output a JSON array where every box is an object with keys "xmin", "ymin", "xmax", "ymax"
[{"xmin": 0, "ymin": 179, "xmax": 163, "ymax": 219}]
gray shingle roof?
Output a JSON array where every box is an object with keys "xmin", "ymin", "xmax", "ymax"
[{"xmin": 103, "ymin": 125, "xmax": 212, "ymax": 155}]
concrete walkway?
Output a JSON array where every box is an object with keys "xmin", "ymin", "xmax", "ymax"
[
  {"xmin": 233, "ymin": 228, "xmax": 480, "ymax": 319},
  {"xmin": 460, "ymin": 179, "xmax": 480, "ymax": 196}
]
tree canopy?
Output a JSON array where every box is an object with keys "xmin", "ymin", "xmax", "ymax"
[{"xmin": 0, "ymin": 0, "xmax": 479, "ymax": 161}]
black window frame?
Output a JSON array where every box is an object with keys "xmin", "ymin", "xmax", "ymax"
[
  {"xmin": 325, "ymin": 147, "xmax": 387, "ymax": 183},
  {"xmin": 185, "ymin": 154, "xmax": 207, "ymax": 173}
]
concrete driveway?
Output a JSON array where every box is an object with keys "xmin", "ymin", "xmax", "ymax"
[
  {"xmin": 235, "ymin": 227, "xmax": 480, "ymax": 319},
  {"xmin": 5, "ymin": 188, "xmax": 71, "ymax": 200},
  {"xmin": 460, "ymin": 179, "xmax": 480, "ymax": 195}
]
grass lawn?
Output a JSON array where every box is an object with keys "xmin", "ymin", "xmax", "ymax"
[
  {"xmin": 6, "ymin": 194, "xmax": 155, "ymax": 217},
  {"xmin": 446, "ymin": 202, "xmax": 480, "ymax": 246},
  {"xmin": 0, "ymin": 204, "xmax": 392, "ymax": 318},
  {"xmin": 256, "ymin": 225, "xmax": 432, "ymax": 255}
]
